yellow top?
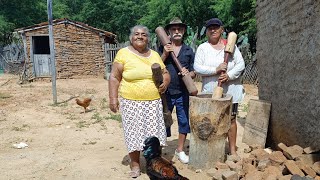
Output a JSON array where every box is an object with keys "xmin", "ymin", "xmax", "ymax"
[{"xmin": 114, "ymin": 47, "xmax": 165, "ymax": 100}]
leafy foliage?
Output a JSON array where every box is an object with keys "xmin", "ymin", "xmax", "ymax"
[
  {"xmin": 212, "ymin": 0, "xmax": 256, "ymax": 52},
  {"xmin": 0, "ymin": 0, "xmax": 257, "ymax": 53}
]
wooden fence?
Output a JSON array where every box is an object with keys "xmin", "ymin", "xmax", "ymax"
[
  {"xmin": 0, "ymin": 44, "xmax": 24, "ymax": 74},
  {"xmin": 1, "ymin": 41, "xmax": 259, "ymax": 85},
  {"xmin": 241, "ymin": 56, "xmax": 258, "ymax": 85},
  {"xmin": 104, "ymin": 42, "xmax": 129, "ymax": 79}
]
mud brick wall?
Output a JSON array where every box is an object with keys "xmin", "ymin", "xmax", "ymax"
[
  {"xmin": 256, "ymin": 0, "xmax": 320, "ymax": 148},
  {"xmin": 25, "ymin": 23, "xmax": 105, "ymax": 79}
]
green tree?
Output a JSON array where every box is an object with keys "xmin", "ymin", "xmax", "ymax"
[
  {"xmin": 212, "ymin": 0, "xmax": 256, "ymax": 52},
  {"xmin": 0, "ymin": 0, "xmax": 257, "ymax": 51},
  {"xmin": 139, "ymin": 0, "xmax": 217, "ymax": 33},
  {"xmin": 0, "ymin": 0, "xmax": 47, "ymax": 46}
]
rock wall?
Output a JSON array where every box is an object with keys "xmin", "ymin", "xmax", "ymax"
[{"xmin": 256, "ymin": 0, "xmax": 320, "ymax": 148}]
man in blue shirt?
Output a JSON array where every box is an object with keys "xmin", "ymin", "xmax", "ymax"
[{"xmin": 159, "ymin": 17, "xmax": 195, "ymax": 164}]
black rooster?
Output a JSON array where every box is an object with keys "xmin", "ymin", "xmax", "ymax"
[{"xmin": 143, "ymin": 136, "xmax": 189, "ymax": 180}]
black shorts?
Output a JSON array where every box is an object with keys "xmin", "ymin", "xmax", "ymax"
[{"xmin": 231, "ymin": 103, "xmax": 239, "ymax": 118}]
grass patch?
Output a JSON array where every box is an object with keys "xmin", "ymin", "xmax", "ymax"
[
  {"xmin": 100, "ymin": 98, "xmax": 108, "ymax": 109},
  {"xmin": 242, "ymin": 104, "xmax": 249, "ymax": 112},
  {"xmin": 109, "ymin": 114, "xmax": 122, "ymax": 122},
  {"xmin": 85, "ymin": 89, "xmax": 97, "ymax": 94},
  {"xmin": 92, "ymin": 112, "xmax": 103, "ymax": 124},
  {"xmin": 76, "ymin": 120, "xmax": 90, "ymax": 128},
  {"xmin": 0, "ymin": 92, "xmax": 12, "ymax": 99},
  {"xmin": 20, "ymin": 84, "xmax": 35, "ymax": 88},
  {"xmin": 66, "ymin": 114, "xmax": 77, "ymax": 120},
  {"xmin": 49, "ymin": 102, "xmax": 68, "ymax": 107},
  {"xmin": 11, "ymin": 124, "xmax": 30, "ymax": 131}
]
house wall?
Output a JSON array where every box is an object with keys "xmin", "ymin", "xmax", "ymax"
[
  {"xmin": 25, "ymin": 23, "xmax": 105, "ymax": 78},
  {"xmin": 256, "ymin": 0, "xmax": 320, "ymax": 148}
]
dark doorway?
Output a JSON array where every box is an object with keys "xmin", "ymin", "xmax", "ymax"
[{"xmin": 33, "ymin": 36, "xmax": 50, "ymax": 54}]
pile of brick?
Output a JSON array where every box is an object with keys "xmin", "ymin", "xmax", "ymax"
[{"xmin": 206, "ymin": 143, "xmax": 320, "ymax": 180}]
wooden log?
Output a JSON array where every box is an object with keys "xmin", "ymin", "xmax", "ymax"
[
  {"xmin": 189, "ymin": 93, "xmax": 232, "ymax": 169},
  {"xmin": 151, "ymin": 63, "xmax": 173, "ymax": 128}
]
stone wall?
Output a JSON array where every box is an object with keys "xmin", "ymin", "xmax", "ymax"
[
  {"xmin": 25, "ymin": 23, "xmax": 105, "ymax": 78},
  {"xmin": 256, "ymin": 0, "xmax": 320, "ymax": 148}
]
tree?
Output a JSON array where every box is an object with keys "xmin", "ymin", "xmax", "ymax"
[
  {"xmin": 0, "ymin": 0, "xmax": 257, "ymax": 51},
  {"xmin": 212, "ymin": 0, "xmax": 256, "ymax": 52},
  {"xmin": 0, "ymin": 0, "xmax": 47, "ymax": 46}
]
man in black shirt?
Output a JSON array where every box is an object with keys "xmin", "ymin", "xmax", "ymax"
[{"xmin": 159, "ymin": 17, "xmax": 195, "ymax": 164}]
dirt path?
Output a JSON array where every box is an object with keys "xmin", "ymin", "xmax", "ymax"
[{"xmin": 0, "ymin": 74, "xmax": 258, "ymax": 180}]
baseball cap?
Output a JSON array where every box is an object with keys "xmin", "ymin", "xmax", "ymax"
[{"xmin": 205, "ymin": 18, "xmax": 223, "ymax": 28}]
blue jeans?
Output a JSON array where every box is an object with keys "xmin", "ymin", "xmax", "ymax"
[{"xmin": 166, "ymin": 92, "xmax": 190, "ymax": 137}]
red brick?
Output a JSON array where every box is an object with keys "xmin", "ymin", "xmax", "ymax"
[
  {"xmin": 284, "ymin": 160, "xmax": 305, "ymax": 176},
  {"xmin": 257, "ymin": 159, "xmax": 271, "ymax": 171},
  {"xmin": 303, "ymin": 146, "xmax": 320, "ymax": 154},
  {"xmin": 222, "ymin": 170, "xmax": 238, "ymax": 180},
  {"xmin": 245, "ymin": 170, "xmax": 264, "ymax": 180},
  {"xmin": 251, "ymin": 148, "xmax": 270, "ymax": 161},
  {"xmin": 281, "ymin": 144, "xmax": 303, "ymax": 160},
  {"xmin": 215, "ymin": 162, "xmax": 230, "ymax": 170},
  {"xmin": 263, "ymin": 166, "xmax": 283, "ymax": 179},
  {"xmin": 296, "ymin": 153, "xmax": 320, "ymax": 166},
  {"xmin": 269, "ymin": 151, "xmax": 287, "ymax": 165},
  {"xmin": 243, "ymin": 163, "xmax": 256, "ymax": 175},
  {"xmin": 212, "ymin": 169, "xmax": 229, "ymax": 180},
  {"xmin": 312, "ymin": 161, "xmax": 320, "ymax": 175},
  {"xmin": 278, "ymin": 143, "xmax": 288, "ymax": 151},
  {"xmin": 295, "ymin": 160, "xmax": 316, "ymax": 177},
  {"xmin": 206, "ymin": 168, "xmax": 217, "ymax": 177},
  {"xmin": 278, "ymin": 175, "xmax": 292, "ymax": 180},
  {"xmin": 225, "ymin": 160, "xmax": 237, "ymax": 171}
]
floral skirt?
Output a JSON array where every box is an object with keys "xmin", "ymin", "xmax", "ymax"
[{"xmin": 120, "ymin": 97, "xmax": 167, "ymax": 153}]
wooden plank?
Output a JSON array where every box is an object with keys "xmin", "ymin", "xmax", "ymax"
[
  {"xmin": 242, "ymin": 99, "xmax": 271, "ymax": 147},
  {"xmin": 29, "ymin": 36, "xmax": 35, "ymax": 77}
]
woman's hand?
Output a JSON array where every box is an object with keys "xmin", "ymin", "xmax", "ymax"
[
  {"xmin": 159, "ymin": 68, "xmax": 170, "ymax": 94},
  {"xmin": 109, "ymin": 98, "xmax": 119, "ymax": 113},
  {"xmin": 158, "ymin": 81, "xmax": 168, "ymax": 94},
  {"xmin": 216, "ymin": 62, "xmax": 227, "ymax": 74},
  {"xmin": 108, "ymin": 62, "xmax": 123, "ymax": 113},
  {"xmin": 218, "ymin": 73, "xmax": 229, "ymax": 83}
]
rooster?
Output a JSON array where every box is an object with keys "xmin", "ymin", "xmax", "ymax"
[
  {"xmin": 143, "ymin": 136, "xmax": 189, "ymax": 180},
  {"xmin": 75, "ymin": 96, "xmax": 93, "ymax": 113}
]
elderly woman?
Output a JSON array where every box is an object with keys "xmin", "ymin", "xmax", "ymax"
[
  {"xmin": 194, "ymin": 18, "xmax": 245, "ymax": 156},
  {"xmin": 108, "ymin": 25, "xmax": 170, "ymax": 178}
]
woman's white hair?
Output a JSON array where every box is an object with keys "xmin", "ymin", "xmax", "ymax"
[{"xmin": 129, "ymin": 25, "xmax": 150, "ymax": 44}]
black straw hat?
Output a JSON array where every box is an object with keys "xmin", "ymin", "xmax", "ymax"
[{"xmin": 165, "ymin": 17, "xmax": 187, "ymax": 31}]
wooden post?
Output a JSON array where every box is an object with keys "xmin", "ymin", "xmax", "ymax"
[
  {"xmin": 189, "ymin": 93, "xmax": 232, "ymax": 169},
  {"xmin": 21, "ymin": 32, "xmax": 28, "ymax": 80},
  {"xmin": 47, "ymin": 0, "xmax": 57, "ymax": 104}
]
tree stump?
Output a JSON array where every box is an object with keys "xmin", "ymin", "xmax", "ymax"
[{"xmin": 189, "ymin": 93, "xmax": 232, "ymax": 169}]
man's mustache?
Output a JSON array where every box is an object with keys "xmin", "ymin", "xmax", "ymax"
[{"xmin": 173, "ymin": 34, "xmax": 183, "ymax": 38}]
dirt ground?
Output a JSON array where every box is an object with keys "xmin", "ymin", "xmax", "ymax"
[{"xmin": 0, "ymin": 74, "xmax": 258, "ymax": 180}]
